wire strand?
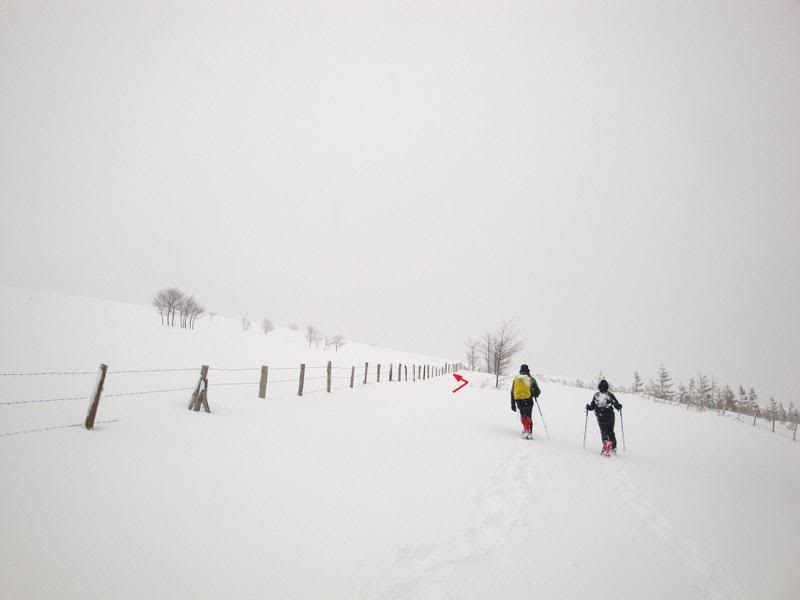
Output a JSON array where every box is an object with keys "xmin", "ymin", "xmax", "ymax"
[
  {"xmin": 0, "ymin": 395, "xmax": 90, "ymax": 405},
  {"xmin": 104, "ymin": 387, "xmax": 195, "ymax": 398},
  {"xmin": 0, "ymin": 419, "xmax": 118, "ymax": 437},
  {"xmin": 110, "ymin": 368, "xmax": 199, "ymax": 374},
  {"xmin": 0, "ymin": 371, "xmax": 96, "ymax": 377}
]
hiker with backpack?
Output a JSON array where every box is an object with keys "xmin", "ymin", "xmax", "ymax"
[
  {"xmin": 511, "ymin": 364, "xmax": 541, "ymax": 439},
  {"xmin": 586, "ymin": 379, "xmax": 623, "ymax": 456}
]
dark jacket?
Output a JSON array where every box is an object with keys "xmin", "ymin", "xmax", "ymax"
[{"xmin": 586, "ymin": 391, "xmax": 621, "ymax": 421}]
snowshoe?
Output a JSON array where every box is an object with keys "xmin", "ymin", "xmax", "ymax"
[{"xmin": 601, "ymin": 440, "xmax": 613, "ymax": 456}]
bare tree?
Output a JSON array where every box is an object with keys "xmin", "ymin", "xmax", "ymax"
[
  {"xmin": 489, "ymin": 321, "xmax": 525, "ymax": 388},
  {"xmin": 261, "ymin": 318, "xmax": 274, "ymax": 335},
  {"xmin": 152, "ymin": 288, "xmax": 185, "ymax": 326},
  {"xmin": 153, "ymin": 288, "xmax": 202, "ymax": 328},
  {"xmin": 188, "ymin": 300, "xmax": 204, "ymax": 330},
  {"xmin": 323, "ymin": 336, "xmax": 332, "ymax": 351},
  {"xmin": 241, "ymin": 317, "xmax": 252, "ymax": 331},
  {"xmin": 177, "ymin": 297, "xmax": 187, "ymax": 328},
  {"xmin": 481, "ymin": 331, "xmax": 495, "ymax": 373},
  {"xmin": 178, "ymin": 296, "xmax": 199, "ymax": 329},
  {"xmin": 464, "ymin": 338, "xmax": 480, "ymax": 371},
  {"xmin": 331, "ymin": 334, "xmax": 345, "ymax": 352},
  {"xmin": 305, "ymin": 325, "xmax": 319, "ymax": 348},
  {"xmin": 152, "ymin": 290, "xmax": 169, "ymax": 325}
]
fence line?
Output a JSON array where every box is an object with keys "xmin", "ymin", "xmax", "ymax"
[{"xmin": 1, "ymin": 360, "xmax": 466, "ymax": 435}]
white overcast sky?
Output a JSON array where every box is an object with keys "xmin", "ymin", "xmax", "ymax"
[{"xmin": 1, "ymin": 1, "xmax": 798, "ymax": 402}]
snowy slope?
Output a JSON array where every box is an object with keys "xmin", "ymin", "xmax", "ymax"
[{"xmin": 1, "ymin": 286, "xmax": 798, "ymax": 600}]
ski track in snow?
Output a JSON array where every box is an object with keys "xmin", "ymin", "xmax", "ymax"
[
  {"xmin": 364, "ymin": 441, "xmax": 745, "ymax": 600},
  {"xmin": 608, "ymin": 462, "xmax": 745, "ymax": 600},
  {"xmin": 362, "ymin": 439, "xmax": 552, "ymax": 600}
]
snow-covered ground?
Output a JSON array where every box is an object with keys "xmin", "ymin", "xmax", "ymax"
[{"xmin": 1, "ymin": 286, "xmax": 798, "ymax": 599}]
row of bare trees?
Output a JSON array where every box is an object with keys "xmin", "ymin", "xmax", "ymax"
[
  {"xmin": 305, "ymin": 325, "xmax": 346, "ymax": 352},
  {"xmin": 153, "ymin": 288, "xmax": 205, "ymax": 330},
  {"xmin": 464, "ymin": 321, "xmax": 525, "ymax": 387}
]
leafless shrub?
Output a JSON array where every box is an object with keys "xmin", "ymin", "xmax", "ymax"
[
  {"xmin": 261, "ymin": 318, "xmax": 274, "ymax": 335},
  {"xmin": 331, "ymin": 334, "xmax": 345, "ymax": 352},
  {"xmin": 305, "ymin": 325, "xmax": 319, "ymax": 348},
  {"xmin": 464, "ymin": 338, "xmax": 480, "ymax": 371}
]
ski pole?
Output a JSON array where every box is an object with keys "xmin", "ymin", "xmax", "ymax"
[
  {"xmin": 535, "ymin": 398, "xmax": 550, "ymax": 440},
  {"xmin": 619, "ymin": 407, "xmax": 626, "ymax": 452},
  {"xmin": 583, "ymin": 410, "xmax": 588, "ymax": 449}
]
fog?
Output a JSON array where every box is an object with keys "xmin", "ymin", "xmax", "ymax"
[{"xmin": 1, "ymin": 1, "xmax": 798, "ymax": 402}]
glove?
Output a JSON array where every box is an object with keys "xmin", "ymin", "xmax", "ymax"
[
  {"xmin": 511, "ymin": 401, "xmax": 517, "ymax": 412},
  {"xmin": 585, "ymin": 404, "xmax": 591, "ymax": 411},
  {"xmin": 617, "ymin": 403, "xmax": 623, "ymax": 410}
]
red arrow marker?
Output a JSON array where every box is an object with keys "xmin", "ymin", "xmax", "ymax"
[{"xmin": 452, "ymin": 373, "xmax": 469, "ymax": 393}]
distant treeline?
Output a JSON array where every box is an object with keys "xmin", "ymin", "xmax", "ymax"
[{"xmin": 542, "ymin": 365, "xmax": 799, "ymax": 433}]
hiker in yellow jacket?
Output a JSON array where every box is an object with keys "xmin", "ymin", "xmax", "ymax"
[{"xmin": 511, "ymin": 364, "xmax": 541, "ymax": 439}]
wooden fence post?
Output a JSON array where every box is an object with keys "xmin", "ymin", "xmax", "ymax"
[
  {"xmin": 350, "ymin": 366, "xmax": 355, "ymax": 388},
  {"xmin": 389, "ymin": 364, "xmax": 393, "ymax": 382},
  {"xmin": 364, "ymin": 362, "xmax": 368, "ymax": 384},
  {"xmin": 327, "ymin": 361, "xmax": 332, "ymax": 393},
  {"xmin": 377, "ymin": 364, "xmax": 381, "ymax": 383},
  {"xmin": 85, "ymin": 363, "xmax": 108, "ymax": 430},
  {"xmin": 196, "ymin": 376, "xmax": 211, "ymax": 413},
  {"xmin": 298, "ymin": 364, "xmax": 305, "ymax": 396},
  {"xmin": 404, "ymin": 365, "xmax": 408, "ymax": 381},
  {"xmin": 413, "ymin": 364, "xmax": 416, "ymax": 382},
  {"xmin": 188, "ymin": 365, "xmax": 209, "ymax": 411},
  {"xmin": 259, "ymin": 365, "xmax": 269, "ymax": 399}
]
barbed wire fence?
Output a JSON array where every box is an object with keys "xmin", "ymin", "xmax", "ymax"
[{"xmin": 0, "ymin": 360, "xmax": 465, "ymax": 438}]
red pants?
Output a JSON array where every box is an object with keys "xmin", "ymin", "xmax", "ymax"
[{"xmin": 515, "ymin": 399, "xmax": 533, "ymax": 433}]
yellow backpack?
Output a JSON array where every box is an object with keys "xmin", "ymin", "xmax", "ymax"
[{"xmin": 513, "ymin": 375, "xmax": 532, "ymax": 400}]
